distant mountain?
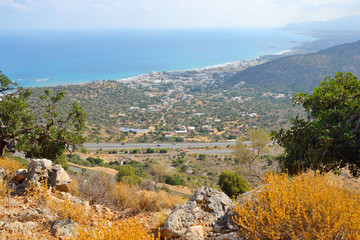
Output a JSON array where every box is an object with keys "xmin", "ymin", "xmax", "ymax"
[
  {"xmin": 280, "ymin": 15, "xmax": 360, "ymax": 32},
  {"xmin": 223, "ymin": 40, "xmax": 360, "ymax": 93}
]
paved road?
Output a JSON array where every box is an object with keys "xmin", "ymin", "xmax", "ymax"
[
  {"xmin": 188, "ymin": 149, "xmax": 233, "ymax": 154},
  {"xmin": 84, "ymin": 141, "xmax": 239, "ymax": 150}
]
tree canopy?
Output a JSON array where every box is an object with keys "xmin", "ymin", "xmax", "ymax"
[
  {"xmin": 272, "ymin": 72, "xmax": 360, "ymax": 176},
  {"xmin": 218, "ymin": 170, "xmax": 249, "ymax": 198},
  {"xmin": 0, "ymin": 71, "xmax": 87, "ymax": 161}
]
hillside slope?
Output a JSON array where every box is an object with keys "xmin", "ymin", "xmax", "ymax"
[
  {"xmin": 280, "ymin": 14, "xmax": 360, "ymax": 32},
  {"xmin": 223, "ymin": 40, "xmax": 360, "ymax": 93}
]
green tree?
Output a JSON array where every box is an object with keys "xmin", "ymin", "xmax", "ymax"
[
  {"xmin": 218, "ymin": 170, "xmax": 249, "ymax": 198},
  {"xmin": 0, "ymin": 72, "xmax": 87, "ymax": 161},
  {"xmin": 116, "ymin": 165, "xmax": 141, "ymax": 185},
  {"xmin": 233, "ymin": 128, "xmax": 270, "ymax": 181},
  {"xmin": 116, "ymin": 165, "xmax": 135, "ymax": 181},
  {"xmin": 0, "ymin": 84, "xmax": 32, "ymax": 156},
  {"xmin": 272, "ymin": 72, "xmax": 360, "ymax": 176},
  {"xmin": 0, "ymin": 71, "xmax": 17, "ymax": 93}
]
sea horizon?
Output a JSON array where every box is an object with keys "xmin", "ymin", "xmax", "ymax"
[{"xmin": 0, "ymin": 28, "xmax": 314, "ymax": 88}]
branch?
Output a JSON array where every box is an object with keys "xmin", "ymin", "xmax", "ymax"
[{"xmin": 248, "ymin": 148, "xmax": 264, "ymax": 182}]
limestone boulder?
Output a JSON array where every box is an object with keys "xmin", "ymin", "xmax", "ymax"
[
  {"xmin": 182, "ymin": 225, "xmax": 205, "ymax": 240},
  {"xmin": 13, "ymin": 169, "xmax": 28, "ymax": 182},
  {"xmin": 27, "ymin": 159, "xmax": 71, "ymax": 192},
  {"xmin": 49, "ymin": 165, "xmax": 72, "ymax": 192},
  {"xmin": 161, "ymin": 187, "xmax": 233, "ymax": 239},
  {"xmin": 27, "ymin": 159, "xmax": 53, "ymax": 184},
  {"xmin": 51, "ymin": 219, "xmax": 79, "ymax": 238}
]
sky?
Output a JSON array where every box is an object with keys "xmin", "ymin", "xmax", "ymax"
[{"xmin": 1, "ymin": 0, "xmax": 360, "ymax": 30}]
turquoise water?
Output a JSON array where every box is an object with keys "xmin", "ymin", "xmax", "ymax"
[{"xmin": 0, "ymin": 29, "xmax": 313, "ymax": 87}]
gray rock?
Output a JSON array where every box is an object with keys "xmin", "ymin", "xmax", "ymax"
[
  {"xmin": 27, "ymin": 159, "xmax": 53, "ymax": 185},
  {"xmin": 1, "ymin": 221, "xmax": 38, "ymax": 233},
  {"xmin": 161, "ymin": 187, "xmax": 233, "ymax": 239},
  {"xmin": 0, "ymin": 166, "xmax": 7, "ymax": 180},
  {"xmin": 13, "ymin": 168, "xmax": 28, "ymax": 181},
  {"xmin": 215, "ymin": 232, "xmax": 243, "ymax": 240},
  {"xmin": 51, "ymin": 219, "xmax": 79, "ymax": 238},
  {"xmin": 49, "ymin": 165, "xmax": 71, "ymax": 192},
  {"xmin": 182, "ymin": 225, "xmax": 205, "ymax": 240},
  {"xmin": 27, "ymin": 159, "xmax": 71, "ymax": 192}
]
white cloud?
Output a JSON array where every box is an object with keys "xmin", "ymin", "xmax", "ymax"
[
  {"xmin": 1, "ymin": 0, "xmax": 360, "ymax": 29},
  {"xmin": 0, "ymin": 0, "xmax": 32, "ymax": 11}
]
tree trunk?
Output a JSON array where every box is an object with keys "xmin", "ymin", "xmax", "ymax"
[{"xmin": 0, "ymin": 140, "xmax": 6, "ymax": 158}]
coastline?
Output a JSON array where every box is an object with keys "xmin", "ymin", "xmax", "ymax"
[
  {"xmin": 33, "ymin": 46, "xmax": 305, "ymax": 89},
  {"xmin": 75, "ymin": 30, "xmax": 360, "ymax": 88},
  {"xmin": 1, "ymin": 28, "xmax": 316, "ymax": 88},
  {"xmin": 115, "ymin": 48, "xmax": 303, "ymax": 85}
]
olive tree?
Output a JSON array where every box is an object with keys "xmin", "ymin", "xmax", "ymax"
[
  {"xmin": 0, "ymin": 71, "xmax": 87, "ymax": 161},
  {"xmin": 272, "ymin": 72, "xmax": 360, "ymax": 176}
]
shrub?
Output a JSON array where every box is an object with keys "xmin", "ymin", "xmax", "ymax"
[
  {"xmin": 122, "ymin": 174, "xmax": 142, "ymax": 185},
  {"xmin": 232, "ymin": 172, "xmax": 360, "ymax": 239},
  {"xmin": 198, "ymin": 154, "xmax": 206, "ymax": 161},
  {"xmin": 180, "ymin": 164, "xmax": 189, "ymax": 172},
  {"xmin": 131, "ymin": 149, "xmax": 139, "ymax": 154},
  {"xmin": 113, "ymin": 182, "xmax": 186, "ymax": 212},
  {"xmin": 70, "ymin": 218, "xmax": 161, "ymax": 240},
  {"xmin": 86, "ymin": 157, "xmax": 104, "ymax": 166},
  {"xmin": 165, "ymin": 174, "xmax": 183, "ymax": 186},
  {"xmin": 70, "ymin": 171, "xmax": 186, "ymax": 213},
  {"xmin": 67, "ymin": 154, "xmax": 90, "ymax": 166},
  {"xmin": 172, "ymin": 157, "xmax": 187, "ymax": 167},
  {"xmin": 218, "ymin": 170, "xmax": 249, "ymax": 198},
  {"xmin": 159, "ymin": 148, "xmax": 168, "ymax": 153},
  {"xmin": 74, "ymin": 171, "xmax": 118, "ymax": 207},
  {"xmin": 116, "ymin": 165, "xmax": 135, "ymax": 182},
  {"xmin": 146, "ymin": 148, "xmax": 155, "ymax": 153}
]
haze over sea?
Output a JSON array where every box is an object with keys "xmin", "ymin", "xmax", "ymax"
[{"xmin": 0, "ymin": 29, "xmax": 313, "ymax": 87}]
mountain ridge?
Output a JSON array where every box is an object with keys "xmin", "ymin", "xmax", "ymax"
[
  {"xmin": 280, "ymin": 15, "xmax": 360, "ymax": 32},
  {"xmin": 223, "ymin": 40, "xmax": 360, "ymax": 93}
]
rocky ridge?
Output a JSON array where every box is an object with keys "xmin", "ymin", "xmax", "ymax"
[{"xmin": 0, "ymin": 159, "xmax": 244, "ymax": 239}]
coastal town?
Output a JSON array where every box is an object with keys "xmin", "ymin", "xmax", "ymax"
[{"xmin": 96, "ymin": 56, "xmax": 295, "ymax": 143}]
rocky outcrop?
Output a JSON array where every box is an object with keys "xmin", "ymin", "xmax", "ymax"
[
  {"xmin": 161, "ymin": 186, "xmax": 236, "ymax": 239},
  {"xmin": 27, "ymin": 159, "xmax": 71, "ymax": 192},
  {"xmin": 0, "ymin": 221, "xmax": 38, "ymax": 233},
  {"xmin": 51, "ymin": 219, "xmax": 79, "ymax": 238}
]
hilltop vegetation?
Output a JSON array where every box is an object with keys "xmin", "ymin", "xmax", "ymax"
[
  {"xmin": 223, "ymin": 40, "xmax": 360, "ymax": 93},
  {"xmin": 26, "ymin": 80, "xmax": 303, "ymax": 143}
]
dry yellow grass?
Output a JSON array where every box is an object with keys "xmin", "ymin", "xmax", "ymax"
[
  {"xmin": 113, "ymin": 181, "xmax": 186, "ymax": 212},
  {"xmin": 68, "ymin": 162, "xmax": 118, "ymax": 175},
  {"xmin": 26, "ymin": 179, "xmax": 93, "ymax": 225},
  {"xmin": 0, "ymin": 157, "xmax": 23, "ymax": 175},
  {"xmin": 69, "ymin": 171, "xmax": 186, "ymax": 212},
  {"xmin": 69, "ymin": 218, "xmax": 162, "ymax": 240},
  {"xmin": 232, "ymin": 171, "xmax": 360, "ymax": 240}
]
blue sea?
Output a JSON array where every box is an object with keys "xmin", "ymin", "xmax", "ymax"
[{"xmin": 0, "ymin": 29, "xmax": 313, "ymax": 87}]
